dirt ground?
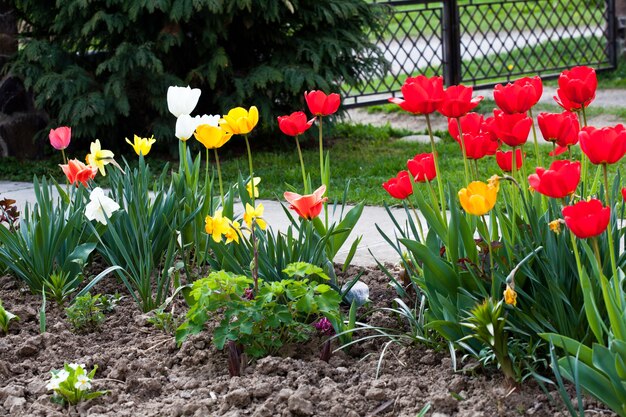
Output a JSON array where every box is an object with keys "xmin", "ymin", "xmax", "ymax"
[{"xmin": 0, "ymin": 265, "xmax": 616, "ymax": 417}]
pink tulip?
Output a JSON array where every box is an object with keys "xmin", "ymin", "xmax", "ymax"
[{"xmin": 49, "ymin": 126, "xmax": 71, "ymax": 150}]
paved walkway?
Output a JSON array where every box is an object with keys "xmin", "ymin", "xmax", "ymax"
[{"xmin": 0, "ymin": 181, "xmax": 418, "ymax": 268}]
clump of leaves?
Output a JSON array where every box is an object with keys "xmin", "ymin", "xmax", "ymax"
[
  {"xmin": 46, "ymin": 363, "xmax": 107, "ymax": 406},
  {"xmin": 0, "ymin": 198, "xmax": 19, "ymax": 231},
  {"xmin": 0, "ymin": 299, "xmax": 19, "ymax": 334},
  {"xmin": 65, "ymin": 293, "xmax": 105, "ymax": 333},
  {"xmin": 147, "ymin": 308, "xmax": 179, "ymax": 335}
]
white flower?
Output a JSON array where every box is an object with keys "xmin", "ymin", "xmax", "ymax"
[
  {"xmin": 55, "ymin": 370, "xmax": 70, "ymax": 382},
  {"xmin": 46, "ymin": 378, "xmax": 61, "ymax": 391},
  {"xmin": 74, "ymin": 375, "xmax": 92, "ymax": 391},
  {"xmin": 167, "ymin": 85, "xmax": 201, "ymax": 117},
  {"xmin": 175, "ymin": 114, "xmax": 220, "ymax": 141},
  {"xmin": 68, "ymin": 363, "xmax": 85, "ymax": 371},
  {"xmin": 85, "ymin": 187, "xmax": 120, "ymax": 225}
]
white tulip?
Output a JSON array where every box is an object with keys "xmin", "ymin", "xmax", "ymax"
[
  {"xmin": 167, "ymin": 85, "xmax": 201, "ymax": 117},
  {"xmin": 175, "ymin": 114, "xmax": 220, "ymax": 141},
  {"xmin": 85, "ymin": 187, "xmax": 120, "ymax": 225}
]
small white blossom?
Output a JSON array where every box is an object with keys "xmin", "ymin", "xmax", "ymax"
[
  {"xmin": 55, "ymin": 370, "xmax": 70, "ymax": 382},
  {"xmin": 68, "ymin": 363, "xmax": 85, "ymax": 371},
  {"xmin": 175, "ymin": 114, "xmax": 220, "ymax": 141},
  {"xmin": 85, "ymin": 187, "xmax": 120, "ymax": 225},
  {"xmin": 46, "ymin": 378, "xmax": 61, "ymax": 391},
  {"xmin": 74, "ymin": 375, "xmax": 92, "ymax": 391},
  {"xmin": 167, "ymin": 85, "xmax": 201, "ymax": 117}
]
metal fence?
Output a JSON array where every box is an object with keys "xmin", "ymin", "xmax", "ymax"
[{"xmin": 342, "ymin": 0, "xmax": 618, "ymax": 107}]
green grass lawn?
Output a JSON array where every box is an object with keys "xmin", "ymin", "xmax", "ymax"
[{"xmin": 3, "ymin": 121, "xmax": 625, "ymax": 207}]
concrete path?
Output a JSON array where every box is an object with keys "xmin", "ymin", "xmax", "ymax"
[{"xmin": 0, "ymin": 181, "xmax": 416, "ymax": 268}]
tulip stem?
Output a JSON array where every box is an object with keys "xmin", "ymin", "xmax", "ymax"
[
  {"xmin": 456, "ymin": 117, "xmax": 471, "ymax": 185},
  {"xmin": 473, "ymin": 159, "xmax": 479, "ymax": 180},
  {"xmin": 602, "ymin": 163, "xmax": 619, "ymax": 287},
  {"xmin": 580, "ymin": 106, "xmax": 588, "ymax": 197},
  {"xmin": 244, "ymin": 134, "xmax": 255, "ymax": 204},
  {"xmin": 214, "ymin": 149, "xmax": 224, "ymax": 208},
  {"xmin": 425, "ymin": 113, "xmax": 447, "ymax": 224},
  {"xmin": 481, "ymin": 214, "xmax": 495, "ymax": 285},
  {"xmin": 510, "ymin": 146, "xmax": 517, "ymax": 246},
  {"xmin": 318, "ymin": 117, "xmax": 329, "ymax": 227},
  {"xmin": 528, "ymin": 108, "xmax": 542, "ymax": 167},
  {"xmin": 61, "ymin": 149, "xmax": 67, "ymax": 166},
  {"xmin": 295, "ymin": 135, "xmax": 309, "ymax": 194},
  {"xmin": 205, "ymin": 148, "xmax": 210, "ymax": 188}
]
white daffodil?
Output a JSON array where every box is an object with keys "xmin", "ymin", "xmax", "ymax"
[
  {"xmin": 85, "ymin": 187, "xmax": 120, "ymax": 225},
  {"xmin": 167, "ymin": 85, "xmax": 201, "ymax": 117},
  {"xmin": 175, "ymin": 114, "xmax": 220, "ymax": 141},
  {"xmin": 74, "ymin": 375, "xmax": 92, "ymax": 391}
]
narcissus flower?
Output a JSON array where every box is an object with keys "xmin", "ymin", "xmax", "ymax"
[
  {"xmin": 503, "ymin": 284, "xmax": 517, "ymax": 306},
  {"xmin": 549, "ymin": 219, "xmax": 562, "ymax": 234},
  {"xmin": 284, "ymin": 185, "xmax": 328, "ymax": 220},
  {"xmin": 49, "ymin": 126, "xmax": 71, "ymax": 150},
  {"xmin": 60, "ymin": 159, "xmax": 97, "ymax": 187},
  {"xmin": 528, "ymin": 160, "xmax": 580, "ymax": 198},
  {"xmin": 438, "ymin": 85, "xmax": 483, "ymax": 118},
  {"xmin": 85, "ymin": 187, "xmax": 120, "ymax": 225},
  {"xmin": 205, "ymin": 210, "xmax": 235, "ymax": 243},
  {"xmin": 493, "ymin": 76, "xmax": 543, "ymax": 114},
  {"xmin": 125, "ymin": 135, "xmax": 156, "ymax": 156},
  {"xmin": 579, "ymin": 124, "xmax": 626, "ymax": 165},
  {"xmin": 496, "ymin": 149, "xmax": 524, "ymax": 172},
  {"xmin": 492, "ymin": 109, "xmax": 532, "ymax": 147},
  {"xmin": 194, "ymin": 124, "xmax": 233, "ymax": 149},
  {"xmin": 244, "ymin": 203, "xmax": 268, "ymax": 230},
  {"xmin": 388, "ymin": 75, "xmax": 444, "ymax": 115},
  {"xmin": 537, "ymin": 111, "xmax": 579, "ymax": 150},
  {"xmin": 85, "ymin": 140, "xmax": 115, "ymax": 176},
  {"xmin": 224, "ymin": 221, "xmax": 242, "ymax": 244},
  {"xmin": 277, "ymin": 111, "xmax": 315, "ymax": 136},
  {"xmin": 554, "ymin": 66, "xmax": 597, "ymax": 111},
  {"xmin": 407, "ymin": 153, "xmax": 436, "ymax": 182},
  {"xmin": 175, "ymin": 114, "xmax": 220, "ymax": 141},
  {"xmin": 167, "ymin": 85, "xmax": 201, "ymax": 117},
  {"xmin": 220, "ymin": 106, "xmax": 259, "ymax": 135},
  {"xmin": 382, "ymin": 171, "xmax": 413, "ymax": 199},
  {"xmin": 458, "ymin": 181, "xmax": 498, "ymax": 216},
  {"xmin": 304, "ymin": 91, "xmax": 341, "ymax": 116},
  {"xmin": 562, "ymin": 198, "xmax": 610, "ymax": 239},
  {"xmin": 246, "ymin": 177, "xmax": 261, "ymax": 198}
]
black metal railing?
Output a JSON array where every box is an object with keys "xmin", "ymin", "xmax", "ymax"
[{"xmin": 342, "ymin": 0, "xmax": 618, "ymax": 107}]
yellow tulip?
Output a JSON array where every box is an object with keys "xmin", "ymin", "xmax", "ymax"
[
  {"xmin": 244, "ymin": 203, "xmax": 267, "ymax": 230},
  {"xmin": 458, "ymin": 181, "xmax": 498, "ymax": 216},
  {"xmin": 126, "ymin": 134, "xmax": 156, "ymax": 156},
  {"xmin": 194, "ymin": 124, "xmax": 233, "ymax": 149},
  {"xmin": 219, "ymin": 106, "xmax": 259, "ymax": 135},
  {"xmin": 85, "ymin": 140, "xmax": 115, "ymax": 176}
]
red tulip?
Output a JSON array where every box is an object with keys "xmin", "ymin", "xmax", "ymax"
[
  {"xmin": 562, "ymin": 199, "xmax": 610, "ymax": 239},
  {"xmin": 438, "ymin": 85, "xmax": 483, "ymax": 118},
  {"xmin": 496, "ymin": 149, "xmax": 524, "ymax": 172},
  {"xmin": 277, "ymin": 111, "xmax": 315, "ymax": 136},
  {"xmin": 554, "ymin": 66, "xmax": 597, "ymax": 111},
  {"xmin": 382, "ymin": 171, "xmax": 413, "ymax": 199},
  {"xmin": 463, "ymin": 132, "xmax": 498, "ymax": 160},
  {"xmin": 622, "ymin": 187, "xmax": 626, "ymax": 202},
  {"xmin": 493, "ymin": 76, "xmax": 543, "ymax": 114},
  {"xmin": 528, "ymin": 160, "xmax": 580, "ymax": 198},
  {"xmin": 284, "ymin": 185, "xmax": 328, "ymax": 220},
  {"xmin": 49, "ymin": 126, "xmax": 71, "ymax": 150},
  {"xmin": 579, "ymin": 124, "xmax": 626, "ymax": 165},
  {"xmin": 304, "ymin": 91, "xmax": 341, "ymax": 116},
  {"xmin": 388, "ymin": 75, "xmax": 444, "ymax": 115},
  {"xmin": 448, "ymin": 112, "xmax": 483, "ymax": 141},
  {"xmin": 407, "ymin": 153, "xmax": 436, "ymax": 182},
  {"xmin": 537, "ymin": 111, "xmax": 579, "ymax": 149},
  {"xmin": 492, "ymin": 109, "xmax": 532, "ymax": 147},
  {"xmin": 59, "ymin": 159, "xmax": 97, "ymax": 187}
]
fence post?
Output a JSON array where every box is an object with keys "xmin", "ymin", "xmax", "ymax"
[
  {"xmin": 442, "ymin": 0, "xmax": 461, "ymax": 86},
  {"xmin": 607, "ymin": 0, "xmax": 618, "ymax": 66}
]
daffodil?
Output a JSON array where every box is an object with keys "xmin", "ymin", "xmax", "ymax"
[
  {"xmin": 205, "ymin": 210, "xmax": 233, "ymax": 243},
  {"xmin": 503, "ymin": 284, "xmax": 517, "ymax": 306},
  {"xmin": 126, "ymin": 134, "xmax": 156, "ymax": 156},
  {"xmin": 194, "ymin": 124, "xmax": 233, "ymax": 149},
  {"xmin": 219, "ymin": 106, "xmax": 259, "ymax": 135},
  {"xmin": 549, "ymin": 219, "xmax": 562, "ymax": 234},
  {"xmin": 224, "ymin": 221, "xmax": 242, "ymax": 244},
  {"xmin": 85, "ymin": 140, "xmax": 115, "ymax": 176},
  {"xmin": 458, "ymin": 181, "xmax": 498, "ymax": 216},
  {"xmin": 244, "ymin": 203, "xmax": 267, "ymax": 230},
  {"xmin": 246, "ymin": 177, "xmax": 261, "ymax": 198},
  {"xmin": 85, "ymin": 187, "xmax": 120, "ymax": 225}
]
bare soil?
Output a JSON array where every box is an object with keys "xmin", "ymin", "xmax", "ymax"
[{"xmin": 0, "ymin": 266, "xmax": 616, "ymax": 417}]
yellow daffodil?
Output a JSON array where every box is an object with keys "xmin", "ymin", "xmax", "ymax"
[
  {"xmin": 205, "ymin": 210, "xmax": 233, "ymax": 243},
  {"xmin": 488, "ymin": 175, "xmax": 500, "ymax": 192},
  {"xmin": 126, "ymin": 134, "xmax": 156, "ymax": 156},
  {"xmin": 246, "ymin": 177, "xmax": 261, "ymax": 198},
  {"xmin": 244, "ymin": 203, "xmax": 267, "ymax": 230},
  {"xmin": 194, "ymin": 124, "xmax": 233, "ymax": 149},
  {"xmin": 458, "ymin": 181, "xmax": 498, "ymax": 216},
  {"xmin": 219, "ymin": 106, "xmax": 259, "ymax": 135},
  {"xmin": 224, "ymin": 221, "xmax": 242, "ymax": 244},
  {"xmin": 503, "ymin": 284, "xmax": 517, "ymax": 306},
  {"xmin": 549, "ymin": 219, "xmax": 562, "ymax": 234},
  {"xmin": 85, "ymin": 140, "xmax": 115, "ymax": 176}
]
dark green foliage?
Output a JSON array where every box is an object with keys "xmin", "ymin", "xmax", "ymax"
[{"xmin": 11, "ymin": 0, "xmax": 385, "ymax": 150}]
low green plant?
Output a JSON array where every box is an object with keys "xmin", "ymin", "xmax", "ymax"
[
  {"xmin": 46, "ymin": 363, "xmax": 107, "ymax": 406},
  {"xmin": 0, "ymin": 299, "xmax": 19, "ymax": 334},
  {"xmin": 176, "ymin": 264, "xmax": 342, "ymax": 360},
  {"xmin": 65, "ymin": 293, "xmax": 105, "ymax": 333},
  {"xmin": 147, "ymin": 308, "xmax": 179, "ymax": 335}
]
